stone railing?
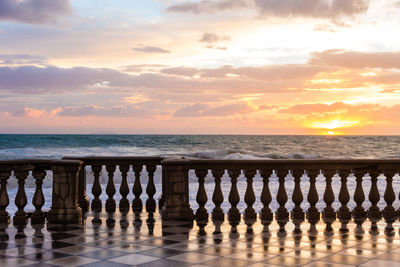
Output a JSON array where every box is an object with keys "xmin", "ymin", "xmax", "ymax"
[
  {"xmin": 0, "ymin": 159, "xmax": 82, "ymax": 225},
  {"xmin": 1, "ymin": 157, "xmax": 400, "ymax": 232},
  {"xmin": 62, "ymin": 156, "xmax": 163, "ymax": 214},
  {"xmin": 162, "ymin": 158, "xmax": 400, "ymax": 233}
]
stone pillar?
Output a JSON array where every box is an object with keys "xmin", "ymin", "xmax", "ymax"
[
  {"xmin": 161, "ymin": 158, "xmax": 193, "ymax": 221},
  {"xmin": 48, "ymin": 160, "xmax": 82, "ymax": 224},
  {"xmin": 78, "ymin": 165, "xmax": 90, "ymax": 213}
]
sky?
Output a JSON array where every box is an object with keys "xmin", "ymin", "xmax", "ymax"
[{"xmin": 1, "ymin": 0, "xmax": 400, "ymax": 135}]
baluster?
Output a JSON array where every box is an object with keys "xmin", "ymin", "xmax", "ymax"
[
  {"xmin": 275, "ymin": 170, "xmax": 289, "ymax": 232},
  {"xmin": 383, "ymin": 170, "xmax": 397, "ymax": 233},
  {"xmin": 132, "ymin": 165, "xmax": 143, "ymax": 212},
  {"xmin": 119, "ymin": 165, "xmax": 130, "ymax": 213},
  {"xmin": 105, "ymin": 165, "xmax": 116, "ymax": 213},
  {"xmin": 306, "ymin": 170, "xmax": 320, "ymax": 226},
  {"xmin": 13, "ymin": 171, "xmax": 29, "ymax": 225},
  {"xmin": 31, "ymin": 169, "xmax": 46, "ymax": 224},
  {"xmin": 78, "ymin": 165, "xmax": 90, "ymax": 213},
  {"xmin": 352, "ymin": 170, "xmax": 366, "ymax": 226},
  {"xmin": 244, "ymin": 170, "xmax": 257, "ymax": 227},
  {"xmin": 291, "ymin": 170, "xmax": 304, "ymax": 232},
  {"xmin": 91, "ymin": 165, "xmax": 103, "ymax": 212},
  {"xmin": 146, "ymin": 165, "xmax": 157, "ymax": 213},
  {"xmin": 228, "ymin": 169, "xmax": 241, "ymax": 225},
  {"xmin": 0, "ymin": 171, "xmax": 10, "ymax": 223},
  {"xmin": 322, "ymin": 170, "xmax": 336, "ymax": 231},
  {"xmin": 195, "ymin": 169, "xmax": 208, "ymax": 222},
  {"xmin": 211, "ymin": 169, "xmax": 225, "ymax": 221},
  {"xmin": 337, "ymin": 170, "xmax": 351, "ymax": 233},
  {"xmin": 260, "ymin": 170, "xmax": 273, "ymax": 229},
  {"xmin": 367, "ymin": 170, "xmax": 381, "ymax": 231}
]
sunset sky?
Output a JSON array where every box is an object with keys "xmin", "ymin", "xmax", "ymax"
[{"xmin": 1, "ymin": 0, "xmax": 400, "ymax": 134}]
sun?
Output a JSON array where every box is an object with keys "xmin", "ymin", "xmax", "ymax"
[{"xmin": 307, "ymin": 119, "xmax": 359, "ymax": 135}]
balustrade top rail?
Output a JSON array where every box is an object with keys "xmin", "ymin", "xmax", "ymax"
[
  {"xmin": 162, "ymin": 158, "xmax": 400, "ymax": 172},
  {"xmin": 62, "ymin": 156, "xmax": 163, "ymax": 166}
]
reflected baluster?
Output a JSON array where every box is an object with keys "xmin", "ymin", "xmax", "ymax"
[
  {"xmin": 119, "ymin": 165, "xmax": 130, "ymax": 213},
  {"xmin": 0, "ymin": 171, "xmax": 10, "ymax": 223},
  {"xmin": 291, "ymin": 170, "xmax": 304, "ymax": 232},
  {"xmin": 322, "ymin": 170, "xmax": 336, "ymax": 232},
  {"xmin": 228, "ymin": 169, "xmax": 241, "ymax": 225},
  {"xmin": 132, "ymin": 165, "xmax": 143, "ymax": 212},
  {"xmin": 146, "ymin": 165, "xmax": 157, "ymax": 213},
  {"xmin": 13, "ymin": 171, "xmax": 29, "ymax": 225},
  {"xmin": 195, "ymin": 169, "xmax": 208, "ymax": 223},
  {"xmin": 105, "ymin": 165, "xmax": 116, "ymax": 213},
  {"xmin": 352, "ymin": 170, "xmax": 366, "ymax": 227},
  {"xmin": 367, "ymin": 170, "xmax": 381, "ymax": 232},
  {"xmin": 306, "ymin": 170, "xmax": 320, "ymax": 226},
  {"xmin": 31, "ymin": 169, "xmax": 46, "ymax": 224},
  {"xmin": 260, "ymin": 170, "xmax": 273, "ymax": 230},
  {"xmin": 383, "ymin": 170, "xmax": 397, "ymax": 233},
  {"xmin": 211, "ymin": 169, "xmax": 225, "ymax": 221},
  {"xmin": 337, "ymin": 170, "xmax": 351, "ymax": 233},
  {"xmin": 275, "ymin": 170, "xmax": 289, "ymax": 232},
  {"xmin": 244, "ymin": 170, "xmax": 257, "ymax": 228},
  {"xmin": 91, "ymin": 165, "xmax": 103, "ymax": 212}
]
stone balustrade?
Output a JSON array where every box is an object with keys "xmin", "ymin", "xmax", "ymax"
[
  {"xmin": 0, "ymin": 159, "xmax": 82, "ymax": 225},
  {"xmin": 1, "ymin": 157, "xmax": 400, "ymax": 232}
]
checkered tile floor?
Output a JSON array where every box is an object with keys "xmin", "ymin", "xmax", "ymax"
[{"xmin": 1, "ymin": 211, "xmax": 400, "ymax": 266}]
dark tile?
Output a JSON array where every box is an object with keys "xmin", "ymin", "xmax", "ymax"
[
  {"xmin": 79, "ymin": 261, "xmax": 132, "ymax": 267},
  {"xmin": 25, "ymin": 264, "xmax": 59, "ymax": 267},
  {"xmin": 138, "ymin": 259, "xmax": 191, "ymax": 267},
  {"xmin": 32, "ymin": 241, "xmax": 75, "ymax": 250},
  {"xmin": 48, "ymin": 233, "xmax": 78, "ymax": 241},
  {"xmin": 201, "ymin": 257, "xmax": 251, "ymax": 267},
  {"xmin": 139, "ymin": 247, "xmax": 186, "ymax": 258},
  {"xmin": 21, "ymin": 251, "xmax": 70, "ymax": 262},
  {"xmin": 85, "ymin": 239, "xmax": 127, "ymax": 248},
  {"xmin": 47, "ymin": 225, "xmax": 82, "ymax": 232},
  {"xmin": 81, "ymin": 249, "xmax": 129, "ymax": 260},
  {"xmin": 139, "ymin": 238, "xmax": 180, "ymax": 247}
]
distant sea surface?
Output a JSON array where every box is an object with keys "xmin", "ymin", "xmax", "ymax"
[{"xmin": 1, "ymin": 134, "xmax": 400, "ymax": 160}]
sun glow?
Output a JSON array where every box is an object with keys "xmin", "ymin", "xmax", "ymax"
[{"xmin": 309, "ymin": 119, "xmax": 359, "ymax": 130}]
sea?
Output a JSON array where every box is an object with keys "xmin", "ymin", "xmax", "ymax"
[{"xmin": 1, "ymin": 134, "xmax": 400, "ymax": 214}]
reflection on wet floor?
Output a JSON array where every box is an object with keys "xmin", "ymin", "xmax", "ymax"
[{"xmin": 1, "ymin": 211, "xmax": 400, "ymax": 266}]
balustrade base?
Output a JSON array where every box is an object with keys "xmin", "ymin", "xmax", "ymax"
[
  {"xmin": 161, "ymin": 205, "xmax": 194, "ymax": 221},
  {"xmin": 47, "ymin": 207, "xmax": 82, "ymax": 224}
]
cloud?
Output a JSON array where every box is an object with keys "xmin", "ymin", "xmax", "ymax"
[
  {"xmin": 0, "ymin": 54, "xmax": 47, "ymax": 66},
  {"xmin": 199, "ymin": 32, "xmax": 231, "ymax": 49},
  {"xmin": 167, "ymin": 0, "xmax": 251, "ymax": 14},
  {"xmin": 253, "ymin": 0, "xmax": 368, "ymax": 19},
  {"xmin": 167, "ymin": 0, "xmax": 369, "ymax": 19},
  {"xmin": 309, "ymin": 49, "xmax": 400, "ymax": 69},
  {"xmin": 58, "ymin": 105, "xmax": 157, "ymax": 117},
  {"xmin": 0, "ymin": 0, "xmax": 71, "ymax": 24},
  {"xmin": 173, "ymin": 102, "xmax": 255, "ymax": 117},
  {"xmin": 133, "ymin": 46, "xmax": 171, "ymax": 53}
]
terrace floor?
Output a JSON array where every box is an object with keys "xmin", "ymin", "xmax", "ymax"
[{"xmin": 1, "ymin": 211, "xmax": 400, "ymax": 267}]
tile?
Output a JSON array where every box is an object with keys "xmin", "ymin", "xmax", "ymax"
[
  {"xmin": 167, "ymin": 252, "xmax": 218, "ymax": 263},
  {"xmin": 201, "ymin": 257, "xmax": 252, "ymax": 267},
  {"xmin": 52, "ymin": 245, "xmax": 102, "ymax": 255},
  {"xmin": 360, "ymin": 259, "xmax": 400, "ymax": 267},
  {"xmin": 109, "ymin": 253, "xmax": 160, "ymax": 265},
  {"xmin": 45, "ymin": 256, "xmax": 100, "ymax": 266},
  {"xmin": 321, "ymin": 254, "xmax": 370, "ymax": 265},
  {"xmin": 164, "ymin": 241, "xmax": 205, "ymax": 251},
  {"xmin": 263, "ymin": 256, "xmax": 313, "ymax": 266},
  {"xmin": 139, "ymin": 247, "xmax": 186, "ymax": 258},
  {"xmin": 376, "ymin": 252, "xmax": 400, "ymax": 261},
  {"xmin": 284, "ymin": 249, "xmax": 331, "ymax": 260},
  {"xmin": 138, "ymin": 259, "xmax": 191, "ymax": 267},
  {"xmin": 79, "ymin": 261, "xmax": 132, "ymax": 267},
  {"xmin": 226, "ymin": 250, "xmax": 273, "ymax": 261},
  {"xmin": 0, "ymin": 257, "xmax": 39, "ymax": 267},
  {"xmin": 303, "ymin": 261, "xmax": 354, "ymax": 267},
  {"xmin": 196, "ymin": 246, "xmax": 240, "ymax": 256},
  {"xmin": 80, "ymin": 249, "xmax": 129, "ymax": 260},
  {"xmin": 109, "ymin": 243, "xmax": 155, "ymax": 253},
  {"xmin": 21, "ymin": 251, "xmax": 70, "ymax": 262},
  {"xmin": 0, "ymin": 247, "xmax": 44, "ymax": 257},
  {"xmin": 338, "ymin": 248, "xmax": 386, "ymax": 258}
]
